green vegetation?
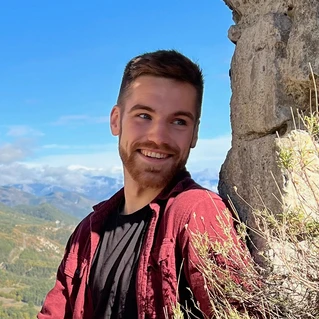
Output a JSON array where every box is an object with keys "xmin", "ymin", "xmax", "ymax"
[
  {"xmin": 0, "ymin": 302, "xmax": 38, "ymax": 319},
  {"xmin": 0, "ymin": 203, "xmax": 74, "ymax": 317},
  {"xmin": 14, "ymin": 202, "xmax": 78, "ymax": 225}
]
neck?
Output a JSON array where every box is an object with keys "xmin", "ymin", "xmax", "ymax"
[{"xmin": 122, "ymin": 171, "xmax": 164, "ymax": 215}]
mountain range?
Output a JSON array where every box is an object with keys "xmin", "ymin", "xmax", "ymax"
[{"xmin": 0, "ymin": 172, "xmax": 218, "ymax": 219}]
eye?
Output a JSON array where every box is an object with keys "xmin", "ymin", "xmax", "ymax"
[
  {"xmin": 173, "ymin": 118, "xmax": 187, "ymax": 126},
  {"xmin": 138, "ymin": 113, "xmax": 151, "ymax": 120}
]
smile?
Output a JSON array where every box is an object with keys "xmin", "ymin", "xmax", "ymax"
[{"xmin": 139, "ymin": 150, "xmax": 171, "ymax": 159}]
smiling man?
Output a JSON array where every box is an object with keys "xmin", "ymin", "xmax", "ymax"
[{"xmin": 38, "ymin": 50, "xmax": 251, "ymax": 319}]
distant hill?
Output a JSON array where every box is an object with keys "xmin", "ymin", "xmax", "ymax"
[
  {"xmin": 14, "ymin": 203, "xmax": 79, "ymax": 225},
  {"xmin": 0, "ymin": 203, "xmax": 75, "ymax": 316},
  {"xmin": 0, "ymin": 173, "xmax": 218, "ymax": 219},
  {"xmin": 0, "ymin": 185, "xmax": 96, "ymax": 219},
  {"xmin": 11, "ymin": 176, "xmax": 123, "ymax": 202},
  {"xmin": 0, "ymin": 186, "xmax": 38, "ymax": 207},
  {"xmin": 37, "ymin": 190, "xmax": 96, "ymax": 219},
  {"xmin": 0, "ymin": 176, "xmax": 123, "ymax": 219}
]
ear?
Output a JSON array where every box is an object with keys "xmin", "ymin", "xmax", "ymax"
[
  {"xmin": 191, "ymin": 121, "xmax": 199, "ymax": 148},
  {"xmin": 110, "ymin": 105, "xmax": 121, "ymax": 136}
]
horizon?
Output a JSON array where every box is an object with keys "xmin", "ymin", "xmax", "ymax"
[{"xmin": 1, "ymin": 0, "xmax": 235, "ymax": 188}]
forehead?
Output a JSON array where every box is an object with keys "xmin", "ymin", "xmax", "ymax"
[{"xmin": 123, "ymin": 75, "xmax": 197, "ymax": 114}]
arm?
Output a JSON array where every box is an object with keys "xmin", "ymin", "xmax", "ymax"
[
  {"xmin": 177, "ymin": 191, "xmax": 254, "ymax": 318},
  {"xmin": 38, "ymin": 213, "xmax": 95, "ymax": 319},
  {"xmin": 37, "ymin": 233, "xmax": 76, "ymax": 319}
]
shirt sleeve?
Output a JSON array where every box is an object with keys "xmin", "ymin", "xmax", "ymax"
[{"xmin": 176, "ymin": 190, "xmax": 253, "ymax": 318}]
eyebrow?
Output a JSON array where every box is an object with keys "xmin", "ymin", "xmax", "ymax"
[
  {"xmin": 173, "ymin": 111, "xmax": 195, "ymax": 122},
  {"xmin": 128, "ymin": 104, "xmax": 154, "ymax": 114},
  {"xmin": 128, "ymin": 104, "xmax": 195, "ymax": 122}
]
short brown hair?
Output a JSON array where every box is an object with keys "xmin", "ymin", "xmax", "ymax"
[{"xmin": 117, "ymin": 50, "xmax": 204, "ymax": 120}]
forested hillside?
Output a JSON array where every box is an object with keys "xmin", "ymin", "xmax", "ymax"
[
  {"xmin": 0, "ymin": 203, "xmax": 77, "ymax": 318},
  {"xmin": 0, "ymin": 185, "xmax": 96, "ymax": 219}
]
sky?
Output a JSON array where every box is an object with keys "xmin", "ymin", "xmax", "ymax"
[{"xmin": 0, "ymin": 0, "xmax": 235, "ymax": 187}]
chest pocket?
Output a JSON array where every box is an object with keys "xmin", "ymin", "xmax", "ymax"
[
  {"xmin": 64, "ymin": 252, "xmax": 88, "ymax": 282},
  {"xmin": 148, "ymin": 238, "xmax": 178, "ymax": 288},
  {"xmin": 150, "ymin": 238, "xmax": 174, "ymax": 265}
]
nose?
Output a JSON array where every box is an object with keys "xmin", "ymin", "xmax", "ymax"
[{"xmin": 147, "ymin": 122, "xmax": 169, "ymax": 146}]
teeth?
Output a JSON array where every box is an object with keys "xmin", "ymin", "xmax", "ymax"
[{"xmin": 140, "ymin": 150, "xmax": 168, "ymax": 159}]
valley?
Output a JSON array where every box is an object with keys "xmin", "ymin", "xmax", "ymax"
[{"xmin": 0, "ymin": 203, "xmax": 77, "ymax": 318}]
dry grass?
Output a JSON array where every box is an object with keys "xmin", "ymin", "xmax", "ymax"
[{"xmin": 168, "ymin": 68, "xmax": 319, "ymax": 318}]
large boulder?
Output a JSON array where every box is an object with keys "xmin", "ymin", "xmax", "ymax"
[{"xmin": 219, "ymin": 0, "xmax": 319, "ymax": 261}]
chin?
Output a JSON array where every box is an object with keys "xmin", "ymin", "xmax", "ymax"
[{"xmin": 135, "ymin": 173, "xmax": 171, "ymax": 190}]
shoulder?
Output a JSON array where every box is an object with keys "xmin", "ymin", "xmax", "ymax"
[
  {"xmin": 66, "ymin": 211, "xmax": 94, "ymax": 251},
  {"xmin": 167, "ymin": 179, "xmax": 229, "ymax": 227},
  {"xmin": 169, "ymin": 184, "xmax": 238, "ymax": 244},
  {"xmin": 172, "ymin": 180, "xmax": 227, "ymax": 212}
]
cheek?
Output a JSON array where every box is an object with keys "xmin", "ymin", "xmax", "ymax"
[
  {"xmin": 176, "ymin": 132, "xmax": 194, "ymax": 147},
  {"xmin": 119, "ymin": 126, "xmax": 141, "ymax": 148},
  {"xmin": 122, "ymin": 120, "xmax": 144, "ymax": 136},
  {"xmin": 173, "ymin": 141, "xmax": 191, "ymax": 158}
]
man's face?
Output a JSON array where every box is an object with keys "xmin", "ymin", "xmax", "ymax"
[{"xmin": 110, "ymin": 75, "xmax": 199, "ymax": 190}]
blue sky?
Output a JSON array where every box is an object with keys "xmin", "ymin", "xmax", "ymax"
[{"xmin": 0, "ymin": 0, "xmax": 235, "ymax": 186}]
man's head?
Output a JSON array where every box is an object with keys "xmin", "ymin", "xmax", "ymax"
[
  {"xmin": 110, "ymin": 50, "xmax": 204, "ymax": 190},
  {"xmin": 117, "ymin": 50, "xmax": 204, "ymax": 121}
]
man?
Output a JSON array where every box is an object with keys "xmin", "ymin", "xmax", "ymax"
[{"xmin": 38, "ymin": 50, "xmax": 250, "ymax": 319}]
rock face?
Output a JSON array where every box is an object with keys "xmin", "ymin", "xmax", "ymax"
[{"xmin": 219, "ymin": 0, "xmax": 319, "ymax": 260}]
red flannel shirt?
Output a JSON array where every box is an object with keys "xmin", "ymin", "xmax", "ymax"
[{"xmin": 38, "ymin": 170, "xmax": 249, "ymax": 319}]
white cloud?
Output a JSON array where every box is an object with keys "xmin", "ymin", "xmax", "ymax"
[
  {"xmin": 29, "ymin": 136, "xmax": 230, "ymax": 177},
  {"xmin": 31, "ymin": 136, "xmax": 231, "ymax": 173},
  {"xmin": 67, "ymin": 164, "xmax": 105, "ymax": 171},
  {"xmin": 0, "ymin": 136, "xmax": 231, "ymax": 187},
  {"xmin": 52, "ymin": 114, "xmax": 109, "ymax": 125},
  {"xmin": 6, "ymin": 125, "xmax": 44, "ymax": 137},
  {"xmin": 0, "ymin": 139, "xmax": 34, "ymax": 164},
  {"xmin": 26, "ymin": 140, "xmax": 122, "ymax": 178},
  {"xmin": 0, "ymin": 163, "xmax": 95, "ymax": 188},
  {"xmin": 187, "ymin": 135, "xmax": 231, "ymax": 175},
  {"xmin": 27, "ymin": 150, "xmax": 121, "ymax": 171},
  {"xmin": 190, "ymin": 136, "xmax": 231, "ymax": 161}
]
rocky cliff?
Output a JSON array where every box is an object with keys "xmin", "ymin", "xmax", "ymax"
[{"xmin": 219, "ymin": 0, "xmax": 319, "ymax": 260}]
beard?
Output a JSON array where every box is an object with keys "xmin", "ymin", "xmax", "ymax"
[{"xmin": 119, "ymin": 140, "xmax": 190, "ymax": 189}]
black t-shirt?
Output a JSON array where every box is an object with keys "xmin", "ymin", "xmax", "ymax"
[{"xmin": 89, "ymin": 204, "xmax": 151, "ymax": 319}]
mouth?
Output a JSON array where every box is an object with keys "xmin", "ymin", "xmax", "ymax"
[{"xmin": 138, "ymin": 149, "xmax": 172, "ymax": 159}]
